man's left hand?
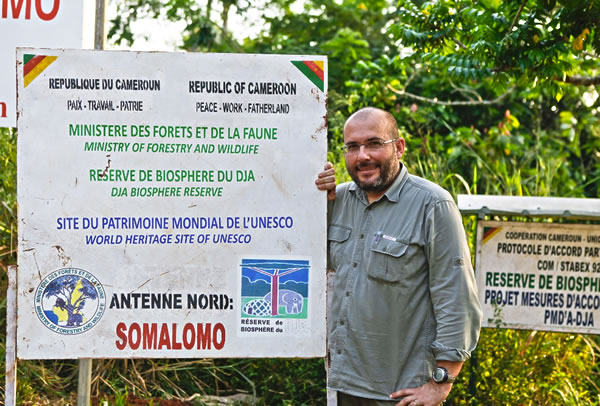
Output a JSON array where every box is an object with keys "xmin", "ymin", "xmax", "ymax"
[
  {"xmin": 315, "ymin": 162, "xmax": 337, "ymax": 200},
  {"xmin": 389, "ymin": 381, "xmax": 451, "ymax": 406}
]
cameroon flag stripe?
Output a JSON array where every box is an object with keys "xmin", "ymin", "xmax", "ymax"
[
  {"xmin": 24, "ymin": 54, "xmax": 36, "ymax": 65},
  {"xmin": 482, "ymin": 227, "xmax": 502, "ymax": 244},
  {"xmin": 302, "ymin": 61, "xmax": 324, "ymax": 81},
  {"xmin": 24, "ymin": 56, "xmax": 57, "ymax": 88},
  {"xmin": 291, "ymin": 61, "xmax": 324, "ymax": 92},
  {"xmin": 23, "ymin": 55, "xmax": 47, "ymax": 77}
]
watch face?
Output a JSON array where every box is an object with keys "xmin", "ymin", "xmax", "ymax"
[{"xmin": 433, "ymin": 367, "xmax": 447, "ymax": 383}]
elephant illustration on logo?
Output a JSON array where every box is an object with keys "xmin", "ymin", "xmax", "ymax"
[
  {"xmin": 264, "ymin": 289, "xmax": 303, "ymax": 315},
  {"xmin": 240, "ymin": 259, "xmax": 309, "ymax": 319}
]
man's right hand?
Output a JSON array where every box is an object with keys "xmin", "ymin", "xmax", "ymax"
[{"xmin": 315, "ymin": 162, "xmax": 337, "ymax": 200}]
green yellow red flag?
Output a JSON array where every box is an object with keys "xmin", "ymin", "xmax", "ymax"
[
  {"xmin": 482, "ymin": 226, "xmax": 502, "ymax": 244},
  {"xmin": 23, "ymin": 54, "xmax": 58, "ymax": 88},
  {"xmin": 291, "ymin": 60, "xmax": 324, "ymax": 92}
]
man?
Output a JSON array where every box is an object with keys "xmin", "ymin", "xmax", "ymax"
[{"xmin": 315, "ymin": 107, "xmax": 482, "ymax": 406}]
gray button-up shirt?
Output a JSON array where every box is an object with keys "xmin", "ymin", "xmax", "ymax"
[{"xmin": 327, "ymin": 165, "xmax": 482, "ymax": 400}]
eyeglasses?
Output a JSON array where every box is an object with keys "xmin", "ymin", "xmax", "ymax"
[{"xmin": 341, "ymin": 138, "xmax": 396, "ymax": 155}]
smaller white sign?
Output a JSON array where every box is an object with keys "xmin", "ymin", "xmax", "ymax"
[
  {"xmin": 476, "ymin": 221, "xmax": 600, "ymax": 334},
  {"xmin": 0, "ymin": 0, "xmax": 86, "ymax": 127}
]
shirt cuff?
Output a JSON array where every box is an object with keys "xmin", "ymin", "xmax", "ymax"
[{"xmin": 431, "ymin": 343, "xmax": 472, "ymax": 362}]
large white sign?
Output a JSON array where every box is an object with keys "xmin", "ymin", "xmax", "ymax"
[
  {"xmin": 1, "ymin": 0, "xmax": 85, "ymax": 127},
  {"xmin": 476, "ymin": 221, "xmax": 600, "ymax": 334},
  {"xmin": 17, "ymin": 48, "xmax": 328, "ymax": 359}
]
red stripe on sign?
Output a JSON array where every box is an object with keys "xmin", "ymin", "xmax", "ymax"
[
  {"xmin": 483, "ymin": 227, "xmax": 497, "ymax": 239},
  {"xmin": 303, "ymin": 61, "xmax": 324, "ymax": 81},
  {"xmin": 23, "ymin": 55, "xmax": 47, "ymax": 77}
]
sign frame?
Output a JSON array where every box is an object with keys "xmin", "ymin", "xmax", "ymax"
[
  {"xmin": 460, "ymin": 194, "xmax": 600, "ymax": 335},
  {"xmin": 16, "ymin": 48, "xmax": 328, "ymax": 359}
]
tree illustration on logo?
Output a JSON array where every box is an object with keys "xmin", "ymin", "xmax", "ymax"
[
  {"xmin": 243, "ymin": 260, "xmax": 308, "ymax": 316},
  {"xmin": 44, "ymin": 275, "xmax": 98, "ymax": 327}
]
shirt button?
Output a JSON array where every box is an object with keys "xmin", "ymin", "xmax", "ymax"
[
  {"xmin": 337, "ymin": 349, "xmax": 342, "ymax": 354},
  {"xmin": 340, "ymin": 320, "xmax": 345, "ymax": 326},
  {"xmin": 345, "ymin": 291, "xmax": 350, "ymax": 297},
  {"xmin": 360, "ymin": 234, "xmax": 364, "ymax": 239},
  {"xmin": 352, "ymin": 262, "xmax": 357, "ymax": 268}
]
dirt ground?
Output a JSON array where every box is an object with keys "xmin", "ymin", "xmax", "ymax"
[
  {"xmin": 91, "ymin": 395, "xmax": 191, "ymax": 406},
  {"xmin": 90, "ymin": 393, "xmax": 254, "ymax": 405}
]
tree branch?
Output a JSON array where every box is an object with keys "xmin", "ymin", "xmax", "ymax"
[
  {"xmin": 387, "ymin": 83, "xmax": 515, "ymax": 106},
  {"xmin": 560, "ymin": 75, "xmax": 600, "ymax": 86},
  {"xmin": 449, "ymin": 80, "xmax": 482, "ymax": 102},
  {"xmin": 503, "ymin": 0, "xmax": 528, "ymax": 46},
  {"xmin": 453, "ymin": 38, "xmax": 467, "ymax": 50}
]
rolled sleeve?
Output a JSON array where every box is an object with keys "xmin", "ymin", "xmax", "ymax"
[{"xmin": 425, "ymin": 200, "xmax": 482, "ymax": 361}]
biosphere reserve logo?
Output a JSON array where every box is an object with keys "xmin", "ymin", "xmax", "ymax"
[{"xmin": 35, "ymin": 268, "xmax": 106, "ymax": 335}]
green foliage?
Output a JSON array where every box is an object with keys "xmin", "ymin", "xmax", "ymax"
[
  {"xmin": 0, "ymin": 127, "xmax": 16, "ymax": 266},
  {"xmin": 340, "ymin": 2, "xmax": 600, "ymax": 200},
  {"xmin": 114, "ymin": 389, "xmax": 129, "ymax": 406},
  {"xmin": 469, "ymin": 329, "xmax": 600, "ymax": 404},
  {"xmin": 108, "ymin": 0, "xmax": 250, "ymax": 52},
  {"xmin": 393, "ymin": 0, "xmax": 600, "ymax": 87}
]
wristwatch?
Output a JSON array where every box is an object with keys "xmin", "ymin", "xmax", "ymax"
[{"xmin": 432, "ymin": 367, "xmax": 457, "ymax": 384}]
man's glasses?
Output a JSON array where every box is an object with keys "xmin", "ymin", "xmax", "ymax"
[{"xmin": 341, "ymin": 138, "xmax": 396, "ymax": 155}]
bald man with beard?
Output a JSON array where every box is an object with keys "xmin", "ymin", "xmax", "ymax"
[{"xmin": 315, "ymin": 107, "xmax": 482, "ymax": 406}]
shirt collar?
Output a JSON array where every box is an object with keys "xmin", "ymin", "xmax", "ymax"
[{"xmin": 349, "ymin": 164, "xmax": 408, "ymax": 204}]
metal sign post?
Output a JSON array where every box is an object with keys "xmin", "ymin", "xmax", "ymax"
[
  {"xmin": 94, "ymin": 0, "xmax": 106, "ymax": 50},
  {"xmin": 78, "ymin": 2, "xmax": 106, "ymax": 404},
  {"xmin": 5, "ymin": 265, "xmax": 17, "ymax": 406},
  {"xmin": 78, "ymin": 358, "xmax": 93, "ymax": 406}
]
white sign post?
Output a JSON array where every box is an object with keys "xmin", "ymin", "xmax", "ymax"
[
  {"xmin": 0, "ymin": 1, "xmax": 86, "ymax": 128},
  {"xmin": 17, "ymin": 48, "xmax": 328, "ymax": 359},
  {"xmin": 476, "ymin": 220, "xmax": 600, "ymax": 334}
]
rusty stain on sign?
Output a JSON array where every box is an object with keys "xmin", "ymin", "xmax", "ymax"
[
  {"xmin": 53, "ymin": 245, "xmax": 71, "ymax": 266},
  {"xmin": 98, "ymin": 156, "xmax": 111, "ymax": 179}
]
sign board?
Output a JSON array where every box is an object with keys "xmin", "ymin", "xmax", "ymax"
[
  {"xmin": 1, "ymin": 1, "xmax": 87, "ymax": 128},
  {"xmin": 476, "ymin": 221, "xmax": 600, "ymax": 334},
  {"xmin": 16, "ymin": 48, "xmax": 328, "ymax": 359}
]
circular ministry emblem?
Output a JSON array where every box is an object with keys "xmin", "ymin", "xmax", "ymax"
[{"xmin": 35, "ymin": 268, "xmax": 106, "ymax": 335}]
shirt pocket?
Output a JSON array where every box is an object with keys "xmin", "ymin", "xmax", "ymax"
[
  {"xmin": 328, "ymin": 224, "xmax": 351, "ymax": 269},
  {"xmin": 368, "ymin": 238, "xmax": 408, "ymax": 283}
]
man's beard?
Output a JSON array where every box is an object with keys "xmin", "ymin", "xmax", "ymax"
[{"xmin": 347, "ymin": 157, "xmax": 399, "ymax": 194}]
